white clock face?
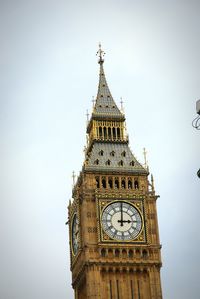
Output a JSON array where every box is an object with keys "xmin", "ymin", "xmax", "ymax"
[
  {"xmin": 101, "ymin": 201, "xmax": 142, "ymax": 241},
  {"xmin": 71, "ymin": 213, "xmax": 79, "ymax": 255}
]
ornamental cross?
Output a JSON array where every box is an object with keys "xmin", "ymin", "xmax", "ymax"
[{"xmin": 96, "ymin": 43, "xmax": 105, "ymax": 63}]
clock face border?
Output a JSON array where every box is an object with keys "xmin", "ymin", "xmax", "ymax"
[
  {"xmin": 71, "ymin": 212, "xmax": 79, "ymax": 256},
  {"xmin": 97, "ymin": 198, "xmax": 147, "ymax": 244},
  {"xmin": 101, "ymin": 201, "xmax": 143, "ymax": 241}
]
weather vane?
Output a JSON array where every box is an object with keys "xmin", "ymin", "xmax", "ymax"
[{"xmin": 96, "ymin": 43, "xmax": 105, "ymax": 64}]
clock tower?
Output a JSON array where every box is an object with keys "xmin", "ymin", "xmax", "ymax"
[{"xmin": 68, "ymin": 45, "xmax": 163, "ymax": 299}]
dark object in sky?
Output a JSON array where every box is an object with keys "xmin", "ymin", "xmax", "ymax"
[{"xmin": 192, "ymin": 99, "xmax": 200, "ymax": 130}]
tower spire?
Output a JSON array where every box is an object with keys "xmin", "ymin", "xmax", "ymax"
[{"xmin": 92, "ymin": 44, "xmax": 124, "ymax": 120}]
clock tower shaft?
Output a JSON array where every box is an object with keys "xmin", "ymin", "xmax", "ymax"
[{"xmin": 68, "ymin": 46, "xmax": 163, "ymax": 299}]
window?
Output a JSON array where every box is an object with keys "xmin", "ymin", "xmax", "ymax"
[
  {"xmin": 110, "ymin": 151, "xmax": 115, "ymax": 156},
  {"xmin": 94, "ymin": 159, "xmax": 99, "ymax": 165},
  {"xmin": 129, "ymin": 250, "xmax": 133, "ymax": 258},
  {"xmin": 121, "ymin": 151, "xmax": 126, "ymax": 157},
  {"xmin": 99, "ymin": 150, "xmax": 104, "ymax": 156},
  {"xmin": 108, "ymin": 127, "xmax": 111, "ymax": 138},
  {"xmin": 108, "ymin": 178, "xmax": 113, "ymax": 188},
  {"xmin": 106, "ymin": 160, "xmax": 111, "ymax": 166},
  {"xmin": 130, "ymin": 160, "xmax": 134, "ymax": 166},
  {"xmin": 134, "ymin": 180, "xmax": 139, "ymax": 189},
  {"xmin": 115, "ymin": 179, "xmax": 119, "ymax": 188},
  {"xmin": 96, "ymin": 177, "xmax": 100, "ymax": 188},
  {"xmin": 103, "ymin": 127, "xmax": 107, "ymax": 138},
  {"xmin": 101, "ymin": 248, "xmax": 106, "ymax": 257},
  {"xmin": 99, "ymin": 127, "xmax": 102, "ymax": 138},
  {"xmin": 113, "ymin": 127, "xmax": 116, "ymax": 139},
  {"xmin": 142, "ymin": 250, "xmax": 148, "ymax": 259},
  {"xmin": 119, "ymin": 160, "xmax": 124, "ymax": 166},
  {"xmin": 115, "ymin": 249, "xmax": 120, "ymax": 257},
  {"xmin": 102, "ymin": 178, "xmax": 106, "ymax": 188},
  {"xmin": 117, "ymin": 128, "xmax": 120, "ymax": 138},
  {"xmin": 128, "ymin": 179, "xmax": 132, "ymax": 189},
  {"xmin": 121, "ymin": 179, "xmax": 126, "ymax": 188}
]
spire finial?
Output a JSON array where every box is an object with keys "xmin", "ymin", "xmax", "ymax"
[
  {"xmin": 96, "ymin": 43, "xmax": 105, "ymax": 64},
  {"xmin": 120, "ymin": 97, "xmax": 124, "ymax": 112},
  {"xmin": 72, "ymin": 171, "xmax": 76, "ymax": 187},
  {"xmin": 86, "ymin": 109, "xmax": 89, "ymax": 122},
  {"xmin": 151, "ymin": 174, "xmax": 155, "ymax": 192},
  {"xmin": 92, "ymin": 96, "xmax": 95, "ymax": 108},
  {"xmin": 143, "ymin": 147, "xmax": 148, "ymax": 169}
]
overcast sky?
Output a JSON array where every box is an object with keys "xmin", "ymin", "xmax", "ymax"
[{"xmin": 1, "ymin": 0, "xmax": 200, "ymax": 298}]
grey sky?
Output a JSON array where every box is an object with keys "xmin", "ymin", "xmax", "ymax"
[{"xmin": 0, "ymin": 0, "xmax": 199, "ymax": 298}]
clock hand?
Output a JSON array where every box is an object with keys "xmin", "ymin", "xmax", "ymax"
[
  {"xmin": 117, "ymin": 219, "xmax": 132, "ymax": 224},
  {"xmin": 120, "ymin": 202, "xmax": 123, "ymax": 226}
]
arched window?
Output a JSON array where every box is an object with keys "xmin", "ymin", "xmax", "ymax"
[
  {"xmin": 142, "ymin": 250, "xmax": 148, "ymax": 259},
  {"xmin": 110, "ymin": 150, "xmax": 115, "ymax": 156},
  {"xmin": 134, "ymin": 180, "xmax": 139, "ymax": 189},
  {"xmin": 129, "ymin": 250, "xmax": 133, "ymax": 258},
  {"xmin": 106, "ymin": 159, "xmax": 111, "ymax": 166},
  {"xmin": 94, "ymin": 159, "xmax": 99, "ymax": 165},
  {"xmin": 115, "ymin": 178, "xmax": 119, "ymax": 189},
  {"xmin": 115, "ymin": 249, "xmax": 120, "ymax": 257},
  {"xmin": 128, "ymin": 179, "xmax": 132, "ymax": 189},
  {"xmin": 121, "ymin": 151, "xmax": 126, "ymax": 157},
  {"xmin": 108, "ymin": 178, "xmax": 113, "ymax": 188},
  {"xmin": 96, "ymin": 177, "xmax": 100, "ymax": 188},
  {"xmin": 108, "ymin": 127, "xmax": 111, "ymax": 139},
  {"xmin": 117, "ymin": 128, "xmax": 120, "ymax": 139},
  {"xmin": 101, "ymin": 248, "xmax": 106, "ymax": 257},
  {"xmin": 121, "ymin": 179, "xmax": 126, "ymax": 189},
  {"xmin": 102, "ymin": 178, "xmax": 106, "ymax": 188},
  {"xmin": 119, "ymin": 160, "xmax": 124, "ymax": 166},
  {"xmin": 130, "ymin": 160, "xmax": 134, "ymax": 166},
  {"xmin": 103, "ymin": 127, "xmax": 107, "ymax": 139},
  {"xmin": 113, "ymin": 127, "xmax": 116, "ymax": 139},
  {"xmin": 99, "ymin": 127, "xmax": 102, "ymax": 138},
  {"xmin": 99, "ymin": 150, "xmax": 104, "ymax": 156}
]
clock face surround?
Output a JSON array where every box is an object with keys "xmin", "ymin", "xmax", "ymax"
[
  {"xmin": 101, "ymin": 201, "xmax": 143, "ymax": 241},
  {"xmin": 71, "ymin": 213, "xmax": 79, "ymax": 256}
]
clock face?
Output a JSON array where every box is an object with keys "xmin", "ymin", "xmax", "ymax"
[
  {"xmin": 71, "ymin": 213, "xmax": 79, "ymax": 255},
  {"xmin": 101, "ymin": 201, "xmax": 142, "ymax": 241}
]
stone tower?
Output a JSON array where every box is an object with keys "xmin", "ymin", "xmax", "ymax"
[{"xmin": 68, "ymin": 46, "xmax": 162, "ymax": 299}]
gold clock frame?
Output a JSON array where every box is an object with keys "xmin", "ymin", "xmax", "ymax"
[
  {"xmin": 70, "ymin": 212, "xmax": 79, "ymax": 257},
  {"xmin": 97, "ymin": 196, "xmax": 147, "ymax": 244}
]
